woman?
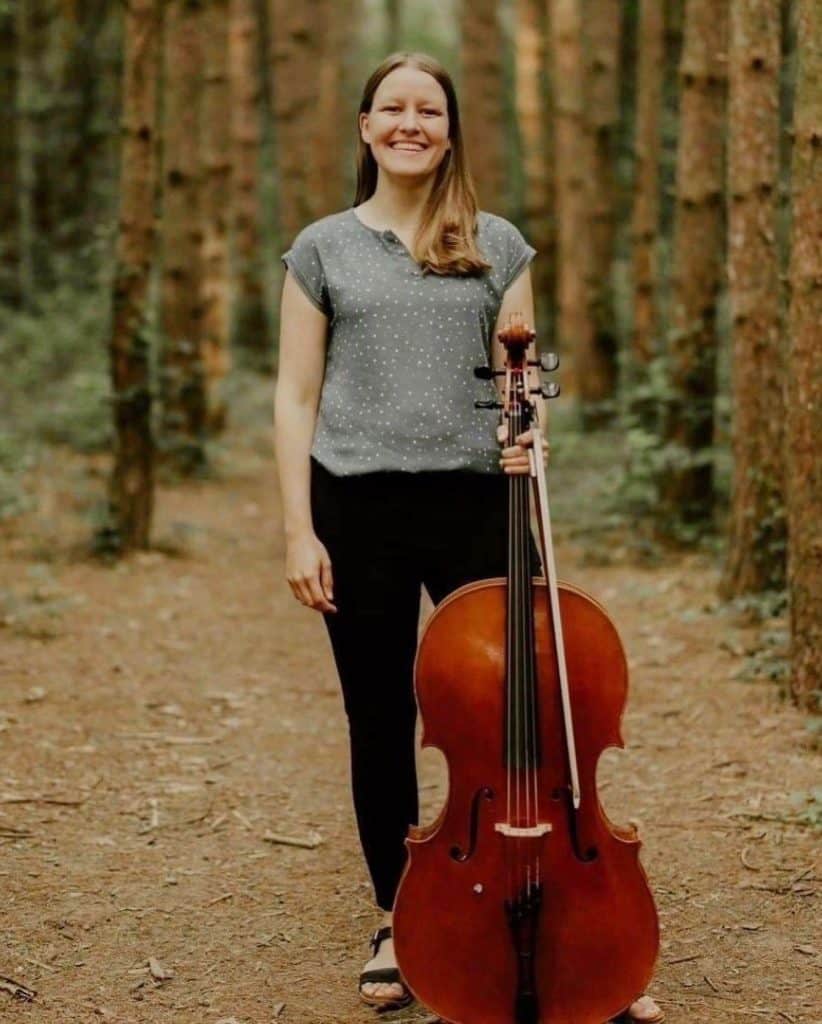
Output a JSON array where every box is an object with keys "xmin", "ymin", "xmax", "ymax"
[{"xmin": 274, "ymin": 51, "xmax": 663, "ymax": 1023}]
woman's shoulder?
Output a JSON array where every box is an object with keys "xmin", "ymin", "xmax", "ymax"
[
  {"xmin": 475, "ymin": 211, "xmax": 537, "ymax": 291},
  {"xmin": 476, "ymin": 210, "xmax": 530, "ymax": 244},
  {"xmin": 288, "ymin": 209, "xmax": 355, "ymax": 249}
]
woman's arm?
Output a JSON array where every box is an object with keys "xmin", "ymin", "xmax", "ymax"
[
  {"xmin": 274, "ymin": 271, "xmax": 337, "ymax": 611},
  {"xmin": 491, "ymin": 266, "xmax": 548, "ymax": 473}
]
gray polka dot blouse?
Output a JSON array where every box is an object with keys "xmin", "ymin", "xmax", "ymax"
[{"xmin": 281, "ymin": 207, "xmax": 537, "ymax": 476}]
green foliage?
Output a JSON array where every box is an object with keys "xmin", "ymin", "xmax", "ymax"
[
  {"xmin": 0, "ymin": 284, "xmax": 111, "ymax": 451},
  {"xmin": 0, "ymin": 283, "xmax": 112, "ymax": 520}
]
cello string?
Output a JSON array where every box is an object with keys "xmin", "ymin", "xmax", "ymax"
[
  {"xmin": 513, "ymin": 398, "xmax": 522, "ymax": 895},
  {"xmin": 528, "ymin": 369, "xmax": 541, "ymax": 890},
  {"xmin": 506, "ymin": 398, "xmax": 514, "ymax": 904}
]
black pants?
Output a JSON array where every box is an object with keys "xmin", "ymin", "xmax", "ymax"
[{"xmin": 310, "ymin": 456, "xmax": 541, "ymax": 911}]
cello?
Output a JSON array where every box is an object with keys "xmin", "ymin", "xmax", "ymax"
[{"xmin": 392, "ymin": 316, "xmax": 659, "ymax": 1024}]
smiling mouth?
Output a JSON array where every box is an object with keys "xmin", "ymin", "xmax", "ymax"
[{"xmin": 389, "ymin": 143, "xmax": 427, "ymax": 152}]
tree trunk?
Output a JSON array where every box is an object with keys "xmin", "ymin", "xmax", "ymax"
[
  {"xmin": 659, "ymin": 0, "xmax": 728, "ymax": 528},
  {"xmin": 229, "ymin": 0, "xmax": 270, "ymax": 370},
  {"xmin": 515, "ymin": 0, "xmax": 555, "ymax": 345},
  {"xmin": 0, "ymin": 7, "xmax": 20, "ymax": 307},
  {"xmin": 786, "ymin": 0, "xmax": 821, "ymax": 710},
  {"xmin": 16, "ymin": 0, "xmax": 57, "ymax": 303},
  {"xmin": 721, "ymin": 0, "xmax": 784, "ymax": 597},
  {"xmin": 159, "ymin": 0, "xmax": 207, "ymax": 474},
  {"xmin": 584, "ymin": 0, "xmax": 622, "ymax": 417},
  {"xmin": 630, "ymin": 0, "xmax": 665, "ymax": 371},
  {"xmin": 201, "ymin": 0, "xmax": 232, "ymax": 427},
  {"xmin": 105, "ymin": 0, "xmax": 161, "ymax": 552},
  {"xmin": 460, "ymin": 0, "xmax": 506, "ymax": 214},
  {"xmin": 312, "ymin": 0, "xmax": 353, "ymax": 218},
  {"xmin": 269, "ymin": 0, "xmax": 325, "ymax": 243},
  {"xmin": 551, "ymin": 0, "xmax": 597, "ymax": 408}
]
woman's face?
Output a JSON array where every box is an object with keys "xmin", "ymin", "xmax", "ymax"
[{"xmin": 360, "ymin": 66, "xmax": 451, "ymax": 183}]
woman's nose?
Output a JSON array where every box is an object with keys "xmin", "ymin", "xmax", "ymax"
[{"xmin": 400, "ymin": 109, "xmax": 420, "ymax": 132}]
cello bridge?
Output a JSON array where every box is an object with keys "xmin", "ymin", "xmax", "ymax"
[{"xmin": 494, "ymin": 823, "xmax": 552, "ymax": 837}]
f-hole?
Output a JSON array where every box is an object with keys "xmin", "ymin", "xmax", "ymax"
[{"xmin": 450, "ymin": 786, "xmax": 494, "ymax": 862}]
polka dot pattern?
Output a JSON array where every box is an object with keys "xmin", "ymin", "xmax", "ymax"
[{"xmin": 281, "ymin": 207, "xmax": 537, "ymax": 476}]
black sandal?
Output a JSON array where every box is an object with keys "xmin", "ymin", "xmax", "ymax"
[{"xmin": 358, "ymin": 925, "xmax": 414, "ymax": 1013}]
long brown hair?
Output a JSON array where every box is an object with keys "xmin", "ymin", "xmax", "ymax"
[{"xmin": 354, "ymin": 52, "xmax": 491, "ymax": 277}]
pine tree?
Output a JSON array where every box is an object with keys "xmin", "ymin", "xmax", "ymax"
[
  {"xmin": 785, "ymin": 0, "xmax": 821, "ymax": 710},
  {"xmin": 106, "ymin": 0, "xmax": 161, "ymax": 550},
  {"xmin": 201, "ymin": 0, "xmax": 232, "ymax": 427},
  {"xmin": 659, "ymin": 0, "xmax": 729, "ymax": 528},
  {"xmin": 721, "ymin": 0, "xmax": 785, "ymax": 596},
  {"xmin": 630, "ymin": 0, "xmax": 665, "ymax": 371},
  {"xmin": 460, "ymin": 0, "xmax": 506, "ymax": 214},
  {"xmin": 229, "ymin": 0, "xmax": 270, "ymax": 370},
  {"xmin": 515, "ymin": 0, "xmax": 556, "ymax": 343},
  {"xmin": 159, "ymin": 0, "xmax": 207, "ymax": 473},
  {"xmin": 584, "ymin": 0, "xmax": 622, "ymax": 417},
  {"xmin": 268, "ymin": 0, "xmax": 325, "ymax": 243},
  {"xmin": 551, "ymin": 0, "xmax": 597, "ymax": 409}
]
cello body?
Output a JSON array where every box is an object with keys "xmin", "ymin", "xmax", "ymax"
[{"xmin": 393, "ymin": 577, "xmax": 659, "ymax": 1024}]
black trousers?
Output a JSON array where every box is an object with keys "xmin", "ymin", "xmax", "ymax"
[{"xmin": 310, "ymin": 456, "xmax": 541, "ymax": 911}]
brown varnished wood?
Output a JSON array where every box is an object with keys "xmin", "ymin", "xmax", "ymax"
[{"xmin": 393, "ymin": 578, "xmax": 660, "ymax": 1024}]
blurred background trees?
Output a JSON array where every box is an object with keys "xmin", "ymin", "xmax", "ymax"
[{"xmin": 0, "ymin": 0, "xmax": 818, "ymax": 708}]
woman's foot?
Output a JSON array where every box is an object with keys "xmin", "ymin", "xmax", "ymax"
[
  {"xmin": 613, "ymin": 994, "xmax": 665, "ymax": 1022},
  {"xmin": 358, "ymin": 916, "xmax": 412, "ymax": 1010}
]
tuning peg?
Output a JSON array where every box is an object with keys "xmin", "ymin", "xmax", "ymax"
[
  {"xmin": 542, "ymin": 382, "xmax": 560, "ymax": 399},
  {"xmin": 473, "ymin": 365, "xmax": 504, "ymax": 380},
  {"xmin": 537, "ymin": 353, "xmax": 559, "ymax": 372},
  {"xmin": 474, "ymin": 399, "xmax": 503, "ymax": 410}
]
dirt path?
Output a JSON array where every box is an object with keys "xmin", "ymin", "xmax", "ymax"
[{"xmin": 0, "ymin": 431, "xmax": 818, "ymax": 1024}]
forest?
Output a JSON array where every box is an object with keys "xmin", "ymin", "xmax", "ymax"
[{"xmin": 0, "ymin": 1, "xmax": 819, "ymax": 1022}]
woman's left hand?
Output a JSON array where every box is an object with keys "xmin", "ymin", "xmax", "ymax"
[{"xmin": 497, "ymin": 425, "xmax": 549, "ymax": 475}]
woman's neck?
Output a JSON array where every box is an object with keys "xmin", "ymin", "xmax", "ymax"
[{"xmin": 357, "ymin": 175, "xmax": 434, "ymax": 233}]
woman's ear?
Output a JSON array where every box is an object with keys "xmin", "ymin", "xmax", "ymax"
[{"xmin": 359, "ymin": 112, "xmax": 370, "ymax": 144}]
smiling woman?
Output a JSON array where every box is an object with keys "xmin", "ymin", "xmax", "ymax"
[{"xmin": 272, "ymin": 50, "xmax": 662, "ymax": 1024}]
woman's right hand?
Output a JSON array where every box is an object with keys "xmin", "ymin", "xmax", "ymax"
[{"xmin": 285, "ymin": 531, "xmax": 338, "ymax": 613}]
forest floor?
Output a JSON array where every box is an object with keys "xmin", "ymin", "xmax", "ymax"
[{"xmin": 0, "ymin": 402, "xmax": 819, "ymax": 1024}]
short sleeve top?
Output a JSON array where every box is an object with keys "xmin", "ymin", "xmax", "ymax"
[{"xmin": 281, "ymin": 207, "xmax": 536, "ymax": 476}]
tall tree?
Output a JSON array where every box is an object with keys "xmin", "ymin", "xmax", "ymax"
[
  {"xmin": 16, "ymin": 0, "xmax": 57, "ymax": 302},
  {"xmin": 584, "ymin": 0, "xmax": 622, "ymax": 415},
  {"xmin": 106, "ymin": 0, "xmax": 161, "ymax": 551},
  {"xmin": 312, "ymin": 0, "xmax": 356, "ymax": 218},
  {"xmin": 515, "ymin": 0, "xmax": 556, "ymax": 342},
  {"xmin": 0, "ymin": 6, "xmax": 20, "ymax": 307},
  {"xmin": 269, "ymin": 0, "xmax": 326, "ymax": 243},
  {"xmin": 460, "ymin": 0, "xmax": 506, "ymax": 214},
  {"xmin": 659, "ymin": 0, "xmax": 728, "ymax": 527},
  {"xmin": 721, "ymin": 0, "xmax": 784, "ymax": 597},
  {"xmin": 158, "ymin": 0, "xmax": 207, "ymax": 473},
  {"xmin": 630, "ymin": 0, "xmax": 665, "ymax": 372},
  {"xmin": 229, "ymin": 0, "xmax": 270, "ymax": 370},
  {"xmin": 200, "ymin": 0, "xmax": 232, "ymax": 422},
  {"xmin": 785, "ymin": 0, "xmax": 821, "ymax": 710},
  {"xmin": 551, "ymin": 0, "xmax": 598, "ymax": 409}
]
